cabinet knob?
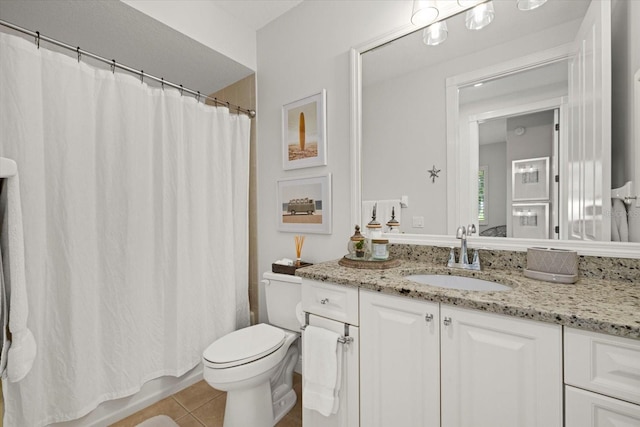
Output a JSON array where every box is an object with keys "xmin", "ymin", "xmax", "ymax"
[
  {"xmin": 425, "ymin": 313, "xmax": 434, "ymax": 323},
  {"xmin": 443, "ymin": 316, "xmax": 452, "ymax": 326},
  {"xmin": 320, "ymin": 298, "xmax": 329, "ymax": 305}
]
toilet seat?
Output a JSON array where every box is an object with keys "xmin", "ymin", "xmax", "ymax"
[{"xmin": 203, "ymin": 323, "xmax": 285, "ymax": 369}]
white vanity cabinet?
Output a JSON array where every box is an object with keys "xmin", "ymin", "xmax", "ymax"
[
  {"xmin": 564, "ymin": 328, "xmax": 640, "ymax": 426},
  {"xmin": 359, "ymin": 291, "xmax": 563, "ymax": 427},
  {"xmin": 359, "ymin": 290, "xmax": 440, "ymax": 427},
  {"xmin": 301, "ymin": 279, "xmax": 359, "ymax": 427},
  {"xmin": 440, "ymin": 306, "xmax": 563, "ymax": 427}
]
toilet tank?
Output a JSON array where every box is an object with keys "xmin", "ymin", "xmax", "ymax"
[{"xmin": 263, "ymin": 272, "xmax": 302, "ymax": 332}]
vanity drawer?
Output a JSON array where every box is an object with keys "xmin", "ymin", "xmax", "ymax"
[
  {"xmin": 301, "ymin": 279, "xmax": 359, "ymax": 326},
  {"xmin": 565, "ymin": 328, "xmax": 640, "ymax": 405}
]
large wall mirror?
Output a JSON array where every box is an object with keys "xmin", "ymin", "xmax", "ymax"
[{"xmin": 351, "ymin": 0, "xmax": 640, "ymax": 256}]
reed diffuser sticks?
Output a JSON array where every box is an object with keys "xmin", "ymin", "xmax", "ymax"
[{"xmin": 294, "ymin": 235, "xmax": 305, "ymax": 266}]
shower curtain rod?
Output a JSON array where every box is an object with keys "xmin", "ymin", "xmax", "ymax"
[{"xmin": 0, "ymin": 19, "xmax": 256, "ymax": 118}]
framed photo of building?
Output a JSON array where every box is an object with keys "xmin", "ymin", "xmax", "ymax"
[
  {"xmin": 282, "ymin": 90, "xmax": 327, "ymax": 170},
  {"xmin": 277, "ymin": 174, "xmax": 332, "ymax": 234},
  {"xmin": 512, "ymin": 157, "xmax": 549, "ymax": 201}
]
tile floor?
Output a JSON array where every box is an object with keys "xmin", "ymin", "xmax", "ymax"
[{"xmin": 110, "ymin": 373, "xmax": 302, "ymax": 427}]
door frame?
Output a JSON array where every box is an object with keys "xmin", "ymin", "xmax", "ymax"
[
  {"xmin": 469, "ymin": 99, "xmax": 566, "ymax": 239},
  {"xmin": 446, "ymin": 44, "xmax": 572, "ymax": 235}
]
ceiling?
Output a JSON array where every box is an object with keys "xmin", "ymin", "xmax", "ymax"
[
  {"xmin": 213, "ymin": 0, "xmax": 303, "ymax": 31},
  {"xmin": 0, "ymin": 0, "xmax": 301, "ymax": 95}
]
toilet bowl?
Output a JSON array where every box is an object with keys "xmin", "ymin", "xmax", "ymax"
[{"xmin": 202, "ymin": 272, "xmax": 302, "ymax": 427}]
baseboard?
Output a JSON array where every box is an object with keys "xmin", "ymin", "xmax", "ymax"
[{"xmin": 52, "ymin": 365, "xmax": 203, "ymax": 427}]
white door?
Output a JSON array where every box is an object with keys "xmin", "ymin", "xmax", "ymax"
[
  {"xmin": 302, "ymin": 314, "xmax": 359, "ymax": 427},
  {"xmin": 440, "ymin": 306, "xmax": 563, "ymax": 427},
  {"xmin": 359, "ymin": 290, "xmax": 440, "ymax": 427},
  {"xmin": 566, "ymin": 386, "xmax": 640, "ymax": 427},
  {"xmin": 566, "ymin": 0, "xmax": 612, "ymax": 240}
]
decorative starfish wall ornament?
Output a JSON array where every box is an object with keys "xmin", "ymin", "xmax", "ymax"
[{"xmin": 428, "ymin": 165, "xmax": 441, "ymax": 183}]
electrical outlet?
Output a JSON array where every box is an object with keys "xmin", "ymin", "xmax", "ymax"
[{"xmin": 412, "ymin": 216, "xmax": 424, "ymax": 228}]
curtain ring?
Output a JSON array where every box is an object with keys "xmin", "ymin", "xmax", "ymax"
[
  {"xmin": 161, "ymin": 78, "xmax": 164, "ymax": 90},
  {"xmin": 140, "ymin": 70, "xmax": 144, "ymax": 84},
  {"xmin": 76, "ymin": 47, "xmax": 81, "ymax": 63},
  {"xmin": 110, "ymin": 59, "xmax": 116, "ymax": 74},
  {"xmin": 196, "ymin": 91, "xmax": 200, "ymax": 102},
  {"xmin": 226, "ymin": 101, "xmax": 231, "ymax": 109},
  {"xmin": 180, "ymin": 85, "xmax": 183, "ymax": 96},
  {"xmin": 35, "ymin": 31, "xmax": 40, "ymax": 49}
]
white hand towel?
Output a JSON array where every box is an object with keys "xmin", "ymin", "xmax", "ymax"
[
  {"xmin": 611, "ymin": 198, "xmax": 629, "ymax": 242},
  {"xmin": 0, "ymin": 173, "xmax": 37, "ymax": 382},
  {"xmin": 0, "ymin": 244, "xmax": 9, "ymax": 376},
  {"xmin": 303, "ymin": 325, "xmax": 342, "ymax": 416}
]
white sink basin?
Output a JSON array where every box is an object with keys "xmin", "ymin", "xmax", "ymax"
[{"xmin": 405, "ymin": 274, "xmax": 511, "ymax": 291}]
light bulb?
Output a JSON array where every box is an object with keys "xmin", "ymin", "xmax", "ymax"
[
  {"xmin": 423, "ymin": 21, "xmax": 448, "ymax": 46},
  {"xmin": 465, "ymin": 1, "xmax": 495, "ymax": 30},
  {"xmin": 411, "ymin": 0, "xmax": 439, "ymax": 26},
  {"xmin": 517, "ymin": 0, "xmax": 547, "ymax": 11}
]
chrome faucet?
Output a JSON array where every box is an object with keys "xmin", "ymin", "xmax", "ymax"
[{"xmin": 448, "ymin": 224, "xmax": 480, "ymax": 270}]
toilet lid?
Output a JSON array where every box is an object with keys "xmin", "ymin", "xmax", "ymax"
[{"xmin": 203, "ymin": 323, "xmax": 285, "ymax": 367}]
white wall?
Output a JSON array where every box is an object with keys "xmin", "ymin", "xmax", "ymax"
[
  {"xmin": 362, "ymin": 64, "xmax": 449, "ymax": 234},
  {"xmin": 505, "ymin": 111, "xmax": 555, "ymax": 238},
  {"xmin": 256, "ymin": 0, "xmax": 414, "ymax": 322},
  {"xmin": 122, "ymin": 0, "xmax": 257, "ymax": 71},
  {"xmin": 479, "ymin": 142, "xmax": 507, "ymax": 232}
]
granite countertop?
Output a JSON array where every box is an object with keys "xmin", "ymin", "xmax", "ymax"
[{"xmin": 296, "ymin": 259, "xmax": 640, "ymax": 340}]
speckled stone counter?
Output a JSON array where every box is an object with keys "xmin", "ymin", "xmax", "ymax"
[{"xmin": 295, "ymin": 252, "xmax": 640, "ymax": 340}]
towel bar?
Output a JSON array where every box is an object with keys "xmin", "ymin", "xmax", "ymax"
[{"xmin": 300, "ymin": 312, "xmax": 354, "ymax": 345}]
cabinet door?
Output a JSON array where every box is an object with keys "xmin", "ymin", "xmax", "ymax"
[
  {"xmin": 441, "ymin": 306, "xmax": 562, "ymax": 427},
  {"xmin": 565, "ymin": 327, "xmax": 640, "ymax": 406},
  {"xmin": 302, "ymin": 314, "xmax": 359, "ymax": 427},
  {"xmin": 360, "ymin": 290, "xmax": 440, "ymax": 427},
  {"xmin": 566, "ymin": 385, "xmax": 640, "ymax": 427}
]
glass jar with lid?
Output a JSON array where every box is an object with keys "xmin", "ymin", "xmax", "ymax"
[
  {"xmin": 347, "ymin": 225, "xmax": 366, "ymax": 258},
  {"xmin": 371, "ymin": 239, "xmax": 389, "ymax": 260}
]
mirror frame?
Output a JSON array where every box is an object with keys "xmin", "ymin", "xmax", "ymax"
[{"xmin": 350, "ymin": 23, "xmax": 640, "ymax": 259}]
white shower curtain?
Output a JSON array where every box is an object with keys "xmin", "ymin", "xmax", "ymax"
[{"xmin": 0, "ymin": 32, "xmax": 250, "ymax": 426}]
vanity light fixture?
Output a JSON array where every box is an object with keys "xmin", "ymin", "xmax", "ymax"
[
  {"xmin": 457, "ymin": 0, "xmax": 485, "ymax": 6},
  {"xmin": 411, "ymin": 0, "xmax": 439, "ymax": 26},
  {"xmin": 423, "ymin": 21, "xmax": 448, "ymax": 46},
  {"xmin": 517, "ymin": 0, "xmax": 547, "ymax": 11},
  {"xmin": 465, "ymin": 1, "xmax": 495, "ymax": 30}
]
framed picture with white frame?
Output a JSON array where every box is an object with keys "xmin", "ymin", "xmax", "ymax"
[
  {"xmin": 282, "ymin": 90, "xmax": 327, "ymax": 170},
  {"xmin": 512, "ymin": 156, "xmax": 549, "ymax": 201},
  {"xmin": 512, "ymin": 203, "xmax": 549, "ymax": 239},
  {"xmin": 277, "ymin": 174, "xmax": 332, "ymax": 234}
]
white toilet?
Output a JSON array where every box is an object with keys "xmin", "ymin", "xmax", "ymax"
[{"xmin": 203, "ymin": 272, "xmax": 302, "ymax": 427}]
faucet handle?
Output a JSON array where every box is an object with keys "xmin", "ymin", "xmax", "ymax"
[
  {"xmin": 447, "ymin": 247, "xmax": 455, "ymax": 267},
  {"xmin": 467, "ymin": 224, "xmax": 476, "ymax": 236},
  {"xmin": 471, "ymin": 249, "xmax": 481, "ymax": 270}
]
